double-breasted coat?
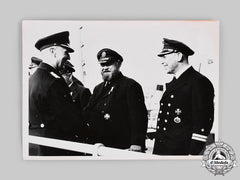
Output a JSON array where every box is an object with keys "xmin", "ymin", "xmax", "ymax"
[
  {"xmin": 153, "ymin": 67, "xmax": 214, "ymax": 155},
  {"xmin": 29, "ymin": 62, "xmax": 87, "ymax": 155},
  {"xmin": 85, "ymin": 72, "xmax": 148, "ymax": 150}
]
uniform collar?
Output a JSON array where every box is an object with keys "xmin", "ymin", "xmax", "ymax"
[
  {"xmin": 163, "ymin": 66, "xmax": 195, "ymax": 98},
  {"xmin": 38, "ymin": 62, "xmax": 62, "ymax": 77},
  {"xmin": 175, "ymin": 64, "xmax": 191, "ymax": 79},
  {"xmin": 104, "ymin": 71, "xmax": 123, "ymax": 86}
]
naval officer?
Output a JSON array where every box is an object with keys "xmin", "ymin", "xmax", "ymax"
[
  {"xmin": 85, "ymin": 48, "xmax": 148, "ymax": 152},
  {"xmin": 29, "ymin": 31, "xmax": 87, "ymax": 156},
  {"xmin": 153, "ymin": 38, "xmax": 215, "ymax": 155}
]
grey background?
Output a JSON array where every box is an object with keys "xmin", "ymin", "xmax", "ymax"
[{"xmin": 0, "ymin": 0, "xmax": 239, "ymax": 179}]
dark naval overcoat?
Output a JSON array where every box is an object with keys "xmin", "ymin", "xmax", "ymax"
[
  {"xmin": 85, "ymin": 72, "xmax": 148, "ymax": 150},
  {"xmin": 29, "ymin": 62, "xmax": 86, "ymax": 155}
]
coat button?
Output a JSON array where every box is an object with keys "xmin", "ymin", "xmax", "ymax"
[{"xmin": 40, "ymin": 123, "xmax": 45, "ymax": 128}]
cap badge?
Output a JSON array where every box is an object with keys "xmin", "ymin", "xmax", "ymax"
[{"xmin": 101, "ymin": 51, "xmax": 106, "ymax": 58}]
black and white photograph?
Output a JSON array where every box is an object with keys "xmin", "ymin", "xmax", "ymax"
[{"xmin": 22, "ymin": 20, "xmax": 219, "ymax": 160}]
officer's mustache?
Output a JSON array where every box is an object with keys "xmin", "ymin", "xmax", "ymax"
[{"xmin": 102, "ymin": 69, "xmax": 111, "ymax": 73}]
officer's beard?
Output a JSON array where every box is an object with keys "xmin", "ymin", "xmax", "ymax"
[
  {"xmin": 101, "ymin": 70, "xmax": 119, "ymax": 82},
  {"xmin": 102, "ymin": 71, "xmax": 112, "ymax": 81}
]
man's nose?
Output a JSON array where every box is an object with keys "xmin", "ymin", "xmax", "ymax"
[
  {"xmin": 65, "ymin": 52, "xmax": 70, "ymax": 59},
  {"xmin": 159, "ymin": 57, "xmax": 166, "ymax": 63},
  {"xmin": 102, "ymin": 66, "xmax": 109, "ymax": 70}
]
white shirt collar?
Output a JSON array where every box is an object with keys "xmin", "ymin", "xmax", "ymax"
[{"xmin": 175, "ymin": 64, "xmax": 191, "ymax": 79}]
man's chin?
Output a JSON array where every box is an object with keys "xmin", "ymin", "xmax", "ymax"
[
  {"xmin": 164, "ymin": 68, "xmax": 171, "ymax": 74},
  {"xmin": 102, "ymin": 75, "xmax": 111, "ymax": 81}
]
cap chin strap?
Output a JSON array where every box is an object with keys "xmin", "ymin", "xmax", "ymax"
[
  {"xmin": 40, "ymin": 43, "xmax": 73, "ymax": 52},
  {"xmin": 163, "ymin": 49, "xmax": 178, "ymax": 55},
  {"xmin": 158, "ymin": 49, "xmax": 178, "ymax": 57}
]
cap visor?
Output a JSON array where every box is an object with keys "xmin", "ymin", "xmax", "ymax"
[
  {"xmin": 60, "ymin": 45, "xmax": 74, "ymax": 53},
  {"xmin": 158, "ymin": 52, "xmax": 169, "ymax": 57}
]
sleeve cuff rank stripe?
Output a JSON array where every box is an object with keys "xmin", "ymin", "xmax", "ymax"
[{"xmin": 192, "ymin": 133, "xmax": 208, "ymax": 142}]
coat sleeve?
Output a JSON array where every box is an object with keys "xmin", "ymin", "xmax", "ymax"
[
  {"xmin": 47, "ymin": 79, "xmax": 84, "ymax": 137},
  {"xmin": 126, "ymin": 81, "xmax": 148, "ymax": 149},
  {"xmin": 189, "ymin": 77, "xmax": 214, "ymax": 155},
  {"xmin": 82, "ymin": 86, "xmax": 100, "ymax": 144}
]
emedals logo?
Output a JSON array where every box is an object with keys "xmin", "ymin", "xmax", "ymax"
[{"xmin": 202, "ymin": 140, "xmax": 237, "ymax": 175}]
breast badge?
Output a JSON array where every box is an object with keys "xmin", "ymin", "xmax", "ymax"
[
  {"xmin": 174, "ymin": 116, "xmax": 181, "ymax": 123},
  {"xmin": 104, "ymin": 113, "xmax": 110, "ymax": 120},
  {"xmin": 174, "ymin": 108, "xmax": 182, "ymax": 123}
]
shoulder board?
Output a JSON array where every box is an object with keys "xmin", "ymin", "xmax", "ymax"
[{"xmin": 50, "ymin": 72, "xmax": 60, "ymax": 78}]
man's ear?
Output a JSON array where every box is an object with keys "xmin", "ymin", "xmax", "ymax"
[
  {"xmin": 117, "ymin": 60, "xmax": 122, "ymax": 69},
  {"xmin": 49, "ymin": 47, "xmax": 56, "ymax": 57},
  {"xmin": 177, "ymin": 52, "xmax": 183, "ymax": 62},
  {"xmin": 49, "ymin": 47, "xmax": 54, "ymax": 53}
]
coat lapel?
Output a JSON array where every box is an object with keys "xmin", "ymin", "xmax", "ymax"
[
  {"xmin": 96, "ymin": 72, "xmax": 123, "ymax": 100},
  {"xmin": 94, "ymin": 82, "xmax": 106, "ymax": 101},
  {"xmin": 88, "ymin": 73, "xmax": 123, "ymax": 108}
]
